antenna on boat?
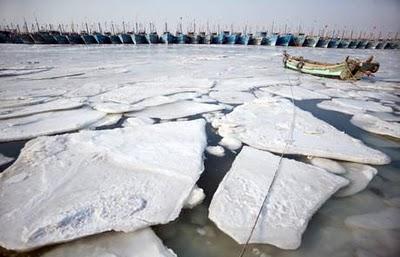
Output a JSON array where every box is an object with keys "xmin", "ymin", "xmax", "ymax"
[
  {"xmin": 111, "ymin": 21, "xmax": 115, "ymax": 34},
  {"xmin": 35, "ymin": 17, "xmax": 40, "ymax": 32},
  {"xmin": 98, "ymin": 22, "xmax": 102, "ymax": 33},
  {"xmin": 23, "ymin": 18, "xmax": 29, "ymax": 33},
  {"xmin": 350, "ymin": 30, "xmax": 353, "ymax": 40},
  {"xmin": 284, "ymin": 23, "xmax": 287, "ymax": 34},
  {"xmin": 164, "ymin": 22, "xmax": 168, "ymax": 33},
  {"xmin": 135, "ymin": 22, "xmax": 139, "ymax": 33},
  {"xmin": 179, "ymin": 17, "xmax": 183, "ymax": 33}
]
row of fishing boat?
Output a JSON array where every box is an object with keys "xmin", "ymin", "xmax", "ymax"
[{"xmin": 0, "ymin": 29, "xmax": 399, "ymax": 49}]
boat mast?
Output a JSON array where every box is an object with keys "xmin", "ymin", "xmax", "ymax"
[
  {"xmin": 271, "ymin": 20, "xmax": 274, "ymax": 34},
  {"xmin": 98, "ymin": 22, "xmax": 102, "ymax": 34},
  {"xmin": 85, "ymin": 22, "xmax": 90, "ymax": 34},
  {"xmin": 35, "ymin": 17, "xmax": 40, "ymax": 32}
]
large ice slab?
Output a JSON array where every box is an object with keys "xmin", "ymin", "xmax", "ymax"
[
  {"xmin": 0, "ymin": 98, "xmax": 85, "ymax": 119},
  {"xmin": 318, "ymin": 98, "xmax": 393, "ymax": 115},
  {"xmin": 350, "ymin": 113, "xmax": 400, "ymax": 138},
  {"xmin": 215, "ymin": 97, "xmax": 390, "ymax": 164},
  {"xmin": 0, "ymin": 120, "xmax": 207, "ymax": 250},
  {"xmin": 42, "ymin": 228, "xmax": 176, "ymax": 257},
  {"xmin": 0, "ymin": 108, "xmax": 106, "ymax": 142},
  {"xmin": 209, "ymin": 90, "xmax": 256, "ymax": 104},
  {"xmin": 209, "ymin": 146, "xmax": 348, "ymax": 249},
  {"xmin": 127, "ymin": 100, "xmax": 224, "ymax": 120},
  {"xmin": 335, "ymin": 163, "xmax": 378, "ymax": 197},
  {"xmin": 261, "ymin": 85, "xmax": 330, "ymax": 100}
]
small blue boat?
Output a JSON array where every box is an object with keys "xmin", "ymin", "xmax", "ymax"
[
  {"xmin": 276, "ymin": 34, "xmax": 293, "ymax": 46},
  {"xmin": 119, "ymin": 33, "xmax": 134, "ymax": 44},
  {"xmin": 213, "ymin": 32, "xmax": 225, "ymax": 44},
  {"xmin": 264, "ymin": 33, "xmax": 279, "ymax": 46},
  {"xmin": 327, "ymin": 38, "xmax": 340, "ymax": 48}
]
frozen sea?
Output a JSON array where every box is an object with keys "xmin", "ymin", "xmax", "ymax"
[{"xmin": 0, "ymin": 44, "xmax": 399, "ymax": 257}]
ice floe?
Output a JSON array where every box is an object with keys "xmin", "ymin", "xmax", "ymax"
[
  {"xmin": 209, "ymin": 90, "xmax": 256, "ymax": 104},
  {"xmin": 335, "ymin": 163, "xmax": 378, "ymax": 197},
  {"xmin": 0, "ymin": 108, "xmax": 106, "ymax": 142},
  {"xmin": 350, "ymin": 113, "xmax": 400, "ymax": 138},
  {"xmin": 126, "ymin": 100, "xmax": 224, "ymax": 120},
  {"xmin": 318, "ymin": 98, "xmax": 393, "ymax": 115},
  {"xmin": 0, "ymin": 98, "xmax": 85, "ymax": 119},
  {"xmin": 42, "ymin": 228, "xmax": 176, "ymax": 257},
  {"xmin": 345, "ymin": 208, "xmax": 400, "ymax": 230},
  {"xmin": 215, "ymin": 97, "xmax": 390, "ymax": 164},
  {"xmin": 261, "ymin": 85, "xmax": 330, "ymax": 100},
  {"xmin": 87, "ymin": 114, "xmax": 122, "ymax": 129},
  {"xmin": 206, "ymin": 146, "xmax": 226, "ymax": 157},
  {"xmin": 308, "ymin": 157, "xmax": 346, "ymax": 174},
  {"xmin": 0, "ymin": 153, "xmax": 14, "ymax": 166},
  {"xmin": 209, "ymin": 146, "xmax": 348, "ymax": 249},
  {"xmin": 0, "ymin": 120, "xmax": 207, "ymax": 250},
  {"xmin": 91, "ymin": 101, "xmax": 143, "ymax": 114},
  {"xmin": 122, "ymin": 117, "xmax": 155, "ymax": 127},
  {"xmin": 184, "ymin": 185, "xmax": 206, "ymax": 209},
  {"xmin": 218, "ymin": 136, "xmax": 242, "ymax": 151}
]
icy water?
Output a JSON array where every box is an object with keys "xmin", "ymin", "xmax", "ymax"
[{"xmin": 0, "ymin": 44, "xmax": 399, "ymax": 257}]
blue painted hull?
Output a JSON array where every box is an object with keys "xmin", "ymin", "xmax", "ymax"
[
  {"xmin": 212, "ymin": 33, "xmax": 224, "ymax": 44},
  {"xmin": 147, "ymin": 33, "xmax": 159, "ymax": 44},
  {"xmin": 160, "ymin": 33, "xmax": 175, "ymax": 44},
  {"xmin": 225, "ymin": 34, "xmax": 238, "ymax": 44},
  {"xmin": 94, "ymin": 34, "xmax": 111, "ymax": 44},
  {"xmin": 82, "ymin": 35, "xmax": 97, "ymax": 44},
  {"xmin": 303, "ymin": 36, "xmax": 319, "ymax": 47},
  {"xmin": 67, "ymin": 34, "xmax": 85, "ymax": 44},
  {"xmin": 316, "ymin": 38, "xmax": 330, "ymax": 48},
  {"xmin": 53, "ymin": 34, "xmax": 70, "ymax": 44},
  {"xmin": 365, "ymin": 40, "xmax": 379, "ymax": 49},
  {"xmin": 338, "ymin": 39, "xmax": 350, "ymax": 48},
  {"xmin": 134, "ymin": 34, "xmax": 149, "ymax": 44},
  {"xmin": 238, "ymin": 34, "xmax": 250, "ymax": 45},
  {"xmin": 264, "ymin": 34, "xmax": 278, "ymax": 46},
  {"xmin": 110, "ymin": 35, "xmax": 122, "ymax": 44},
  {"xmin": 348, "ymin": 40, "xmax": 359, "ymax": 49},
  {"xmin": 292, "ymin": 35, "xmax": 306, "ymax": 47},
  {"xmin": 276, "ymin": 34, "xmax": 293, "ymax": 46},
  {"xmin": 176, "ymin": 34, "xmax": 189, "ymax": 44},
  {"xmin": 19, "ymin": 34, "xmax": 34, "ymax": 44},
  {"xmin": 356, "ymin": 40, "xmax": 368, "ymax": 49},
  {"xmin": 119, "ymin": 34, "xmax": 134, "ymax": 44},
  {"xmin": 327, "ymin": 39, "xmax": 340, "ymax": 48}
]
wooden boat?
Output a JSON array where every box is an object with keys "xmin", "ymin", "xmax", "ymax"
[{"xmin": 282, "ymin": 51, "xmax": 379, "ymax": 80}]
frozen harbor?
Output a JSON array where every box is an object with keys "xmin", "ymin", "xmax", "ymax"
[{"xmin": 0, "ymin": 44, "xmax": 399, "ymax": 257}]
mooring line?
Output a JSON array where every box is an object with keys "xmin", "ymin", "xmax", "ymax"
[{"xmin": 237, "ymin": 67, "xmax": 297, "ymax": 257}]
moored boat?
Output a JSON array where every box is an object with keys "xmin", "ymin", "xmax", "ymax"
[
  {"xmin": 365, "ymin": 40, "xmax": 379, "ymax": 49},
  {"xmin": 348, "ymin": 40, "xmax": 359, "ymax": 49},
  {"xmin": 94, "ymin": 33, "xmax": 111, "ymax": 44},
  {"xmin": 51, "ymin": 31, "xmax": 69, "ymax": 44},
  {"xmin": 327, "ymin": 38, "xmax": 340, "ymax": 48},
  {"xmin": 276, "ymin": 33, "xmax": 293, "ymax": 46},
  {"xmin": 18, "ymin": 33, "xmax": 34, "ymax": 44},
  {"xmin": 147, "ymin": 32, "xmax": 159, "ymax": 44},
  {"xmin": 119, "ymin": 33, "xmax": 134, "ymax": 44},
  {"xmin": 337, "ymin": 39, "xmax": 350, "ymax": 48},
  {"xmin": 316, "ymin": 37, "xmax": 330, "ymax": 48},
  {"xmin": 292, "ymin": 33, "xmax": 306, "ymax": 47},
  {"xmin": 197, "ymin": 32, "xmax": 206, "ymax": 44},
  {"xmin": 283, "ymin": 51, "xmax": 380, "ymax": 80},
  {"xmin": 238, "ymin": 33, "xmax": 250, "ymax": 45},
  {"xmin": 133, "ymin": 32, "xmax": 149, "ymax": 44},
  {"xmin": 225, "ymin": 32, "xmax": 238, "ymax": 45},
  {"xmin": 303, "ymin": 35, "xmax": 320, "ymax": 47},
  {"xmin": 176, "ymin": 32, "xmax": 189, "ymax": 44},
  {"xmin": 356, "ymin": 39, "xmax": 368, "ymax": 49},
  {"xmin": 160, "ymin": 32, "xmax": 175, "ymax": 44},
  {"xmin": 254, "ymin": 32, "xmax": 266, "ymax": 45},
  {"xmin": 67, "ymin": 33, "xmax": 85, "ymax": 44},
  {"xmin": 264, "ymin": 33, "xmax": 279, "ymax": 46}
]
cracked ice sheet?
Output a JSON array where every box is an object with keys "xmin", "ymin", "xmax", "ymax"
[
  {"xmin": 0, "ymin": 154, "xmax": 14, "ymax": 166},
  {"xmin": 215, "ymin": 97, "xmax": 390, "ymax": 165},
  {"xmin": 0, "ymin": 119, "xmax": 207, "ymax": 250},
  {"xmin": 209, "ymin": 90, "xmax": 256, "ymax": 104},
  {"xmin": 209, "ymin": 146, "xmax": 348, "ymax": 249},
  {"xmin": 260, "ymin": 85, "xmax": 330, "ymax": 100},
  {"xmin": 42, "ymin": 229, "xmax": 176, "ymax": 257},
  {"xmin": 0, "ymin": 98, "xmax": 85, "ymax": 119},
  {"xmin": 126, "ymin": 100, "xmax": 225, "ymax": 120},
  {"xmin": 318, "ymin": 98, "xmax": 393, "ymax": 115},
  {"xmin": 0, "ymin": 108, "xmax": 106, "ymax": 142},
  {"xmin": 350, "ymin": 113, "xmax": 400, "ymax": 138}
]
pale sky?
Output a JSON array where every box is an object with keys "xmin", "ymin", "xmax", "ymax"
[{"xmin": 0, "ymin": 0, "xmax": 399, "ymax": 37}]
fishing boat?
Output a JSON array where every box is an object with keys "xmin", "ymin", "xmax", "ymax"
[
  {"xmin": 303, "ymin": 35, "xmax": 320, "ymax": 47},
  {"xmin": 365, "ymin": 40, "xmax": 379, "ymax": 49},
  {"xmin": 337, "ymin": 39, "xmax": 350, "ymax": 48},
  {"xmin": 276, "ymin": 34, "xmax": 293, "ymax": 46},
  {"xmin": 212, "ymin": 32, "xmax": 225, "ymax": 44},
  {"xmin": 51, "ymin": 31, "xmax": 69, "ymax": 44},
  {"xmin": 67, "ymin": 33, "xmax": 85, "ymax": 44},
  {"xmin": 186, "ymin": 32, "xmax": 197, "ymax": 44},
  {"xmin": 384, "ymin": 40, "xmax": 399, "ymax": 49},
  {"xmin": 316, "ymin": 37, "xmax": 330, "ymax": 48},
  {"xmin": 119, "ymin": 33, "xmax": 134, "ymax": 44},
  {"xmin": 147, "ymin": 32, "xmax": 159, "ymax": 44},
  {"xmin": 254, "ymin": 32, "xmax": 266, "ymax": 45},
  {"xmin": 197, "ymin": 32, "xmax": 206, "ymax": 44},
  {"xmin": 160, "ymin": 32, "xmax": 175, "ymax": 44},
  {"xmin": 176, "ymin": 32, "xmax": 189, "ymax": 44},
  {"xmin": 327, "ymin": 38, "xmax": 340, "ymax": 48},
  {"xmin": 238, "ymin": 33, "xmax": 250, "ymax": 45},
  {"xmin": 282, "ymin": 51, "xmax": 380, "ymax": 80},
  {"xmin": 133, "ymin": 32, "xmax": 149, "ymax": 44},
  {"xmin": 348, "ymin": 40, "xmax": 359, "ymax": 49},
  {"xmin": 292, "ymin": 33, "xmax": 306, "ymax": 47},
  {"xmin": 264, "ymin": 33, "xmax": 279, "ymax": 46},
  {"xmin": 106, "ymin": 32, "xmax": 122, "ymax": 44},
  {"xmin": 205, "ymin": 33, "xmax": 214, "ymax": 44},
  {"xmin": 225, "ymin": 32, "xmax": 238, "ymax": 45},
  {"xmin": 94, "ymin": 33, "xmax": 111, "ymax": 44},
  {"xmin": 18, "ymin": 33, "xmax": 34, "ymax": 44},
  {"xmin": 356, "ymin": 39, "xmax": 368, "ymax": 49}
]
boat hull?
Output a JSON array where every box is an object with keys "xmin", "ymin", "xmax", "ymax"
[
  {"xmin": 316, "ymin": 38, "xmax": 330, "ymax": 48},
  {"xmin": 67, "ymin": 34, "xmax": 85, "ymax": 44},
  {"xmin": 264, "ymin": 34, "xmax": 278, "ymax": 46},
  {"xmin": 303, "ymin": 36, "xmax": 320, "ymax": 47},
  {"xmin": 327, "ymin": 39, "xmax": 340, "ymax": 48},
  {"xmin": 292, "ymin": 35, "xmax": 306, "ymax": 47},
  {"xmin": 356, "ymin": 40, "xmax": 368, "ymax": 49},
  {"xmin": 94, "ymin": 34, "xmax": 111, "ymax": 44},
  {"xmin": 276, "ymin": 34, "xmax": 293, "ymax": 46},
  {"xmin": 338, "ymin": 39, "xmax": 350, "ymax": 48},
  {"xmin": 119, "ymin": 34, "xmax": 134, "ymax": 44},
  {"xmin": 53, "ymin": 35, "xmax": 70, "ymax": 44}
]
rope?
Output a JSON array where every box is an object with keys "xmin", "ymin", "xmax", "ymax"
[{"xmin": 237, "ymin": 67, "xmax": 297, "ymax": 257}]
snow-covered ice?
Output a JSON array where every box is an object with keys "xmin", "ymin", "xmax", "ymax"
[
  {"xmin": 308, "ymin": 157, "xmax": 347, "ymax": 175},
  {"xmin": 209, "ymin": 146, "xmax": 348, "ymax": 249},
  {"xmin": 0, "ymin": 108, "xmax": 106, "ymax": 142},
  {"xmin": 87, "ymin": 114, "xmax": 122, "ymax": 129},
  {"xmin": 335, "ymin": 163, "xmax": 378, "ymax": 197},
  {"xmin": 318, "ymin": 98, "xmax": 393, "ymax": 115},
  {"xmin": 0, "ymin": 120, "xmax": 207, "ymax": 250},
  {"xmin": 122, "ymin": 117, "xmax": 155, "ymax": 127},
  {"xmin": 206, "ymin": 145, "xmax": 225, "ymax": 157},
  {"xmin": 350, "ymin": 113, "xmax": 400, "ymax": 138},
  {"xmin": 41, "ymin": 228, "xmax": 176, "ymax": 257},
  {"xmin": 261, "ymin": 85, "xmax": 330, "ymax": 100},
  {"xmin": 209, "ymin": 90, "xmax": 256, "ymax": 104},
  {"xmin": 215, "ymin": 97, "xmax": 390, "ymax": 164},
  {"xmin": 218, "ymin": 136, "xmax": 242, "ymax": 151},
  {"xmin": 184, "ymin": 185, "xmax": 206, "ymax": 209},
  {"xmin": 126, "ymin": 100, "xmax": 224, "ymax": 120}
]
